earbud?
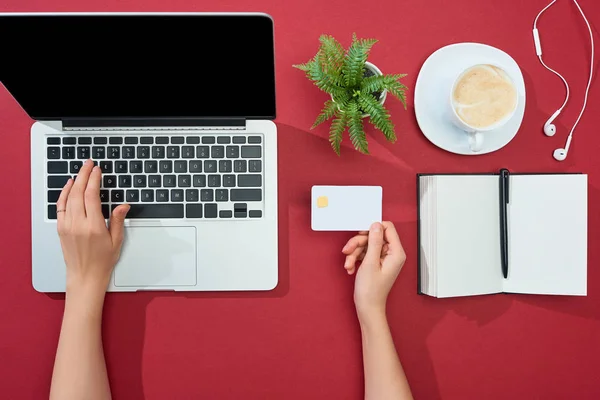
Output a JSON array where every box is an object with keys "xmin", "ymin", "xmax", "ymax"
[
  {"xmin": 543, "ymin": 109, "xmax": 561, "ymax": 137},
  {"xmin": 553, "ymin": 148, "xmax": 567, "ymax": 161}
]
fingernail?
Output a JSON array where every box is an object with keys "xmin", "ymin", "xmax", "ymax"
[
  {"xmin": 85, "ymin": 159, "xmax": 92, "ymax": 165},
  {"xmin": 371, "ymin": 222, "xmax": 381, "ymax": 232},
  {"xmin": 342, "ymin": 244, "xmax": 348, "ymax": 252}
]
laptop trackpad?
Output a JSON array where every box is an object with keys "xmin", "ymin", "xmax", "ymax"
[{"xmin": 115, "ymin": 226, "xmax": 197, "ymax": 287}]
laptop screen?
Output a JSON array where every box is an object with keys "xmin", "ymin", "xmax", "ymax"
[{"xmin": 0, "ymin": 13, "xmax": 276, "ymax": 120}]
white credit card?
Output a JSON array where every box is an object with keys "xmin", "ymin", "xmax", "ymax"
[{"xmin": 311, "ymin": 186, "xmax": 383, "ymax": 231}]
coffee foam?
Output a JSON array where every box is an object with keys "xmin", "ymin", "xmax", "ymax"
[{"xmin": 452, "ymin": 65, "xmax": 517, "ymax": 129}]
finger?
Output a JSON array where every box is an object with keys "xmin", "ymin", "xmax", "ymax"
[
  {"xmin": 344, "ymin": 246, "xmax": 364, "ymax": 275},
  {"xmin": 382, "ymin": 221, "xmax": 405, "ymax": 255},
  {"xmin": 109, "ymin": 204, "xmax": 131, "ymax": 250},
  {"xmin": 382, "ymin": 221, "xmax": 406, "ymax": 273},
  {"xmin": 381, "ymin": 243, "xmax": 390, "ymax": 256},
  {"xmin": 342, "ymin": 234, "xmax": 368, "ymax": 254},
  {"xmin": 364, "ymin": 222, "xmax": 385, "ymax": 266},
  {"xmin": 56, "ymin": 178, "xmax": 74, "ymax": 227},
  {"xmin": 67, "ymin": 159, "xmax": 94, "ymax": 218},
  {"xmin": 84, "ymin": 166, "xmax": 103, "ymax": 221}
]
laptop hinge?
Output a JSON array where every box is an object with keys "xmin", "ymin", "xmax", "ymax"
[{"xmin": 62, "ymin": 117, "xmax": 246, "ymax": 131}]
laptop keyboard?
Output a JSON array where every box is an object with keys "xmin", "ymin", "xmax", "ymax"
[{"xmin": 45, "ymin": 135, "xmax": 264, "ymax": 220}]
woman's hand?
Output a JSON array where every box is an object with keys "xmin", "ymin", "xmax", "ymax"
[
  {"xmin": 342, "ymin": 222, "xmax": 406, "ymax": 323},
  {"xmin": 56, "ymin": 159, "xmax": 130, "ymax": 296}
]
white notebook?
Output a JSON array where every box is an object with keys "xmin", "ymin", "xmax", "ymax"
[{"xmin": 418, "ymin": 173, "xmax": 587, "ymax": 298}]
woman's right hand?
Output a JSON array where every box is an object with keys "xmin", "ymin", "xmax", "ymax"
[{"xmin": 342, "ymin": 222, "xmax": 406, "ymax": 323}]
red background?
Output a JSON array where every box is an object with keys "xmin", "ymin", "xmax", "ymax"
[{"xmin": 1, "ymin": 1, "xmax": 599, "ymax": 399}]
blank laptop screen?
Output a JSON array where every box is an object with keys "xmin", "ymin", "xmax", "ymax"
[{"xmin": 0, "ymin": 14, "xmax": 276, "ymax": 120}]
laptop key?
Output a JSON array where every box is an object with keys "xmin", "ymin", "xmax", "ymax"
[
  {"xmin": 186, "ymin": 204, "xmax": 203, "ymax": 218},
  {"xmin": 174, "ymin": 160, "xmax": 187, "ymax": 173},
  {"xmin": 223, "ymin": 175, "xmax": 236, "ymax": 187},
  {"xmin": 202, "ymin": 137, "xmax": 215, "ymax": 144},
  {"xmin": 220, "ymin": 210, "xmax": 232, "ymax": 218},
  {"xmin": 249, "ymin": 210, "xmax": 262, "ymax": 218},
  {"xmin": 186, "ymin": 189, "xmax": 199, "ymax": 202},
  {"xmin": 241, "ymin": 146, "xmax": 261, "ymax": 158},
  {"xmin": 130, "ymin": 161, "xmax": 143, "ymax": 174},
  {"xmin": 178, "ymin": 175, "xmax": 191, "ymax": 188},
  {"xmin": 94, "ymin": 137, "xmax": 108, "ymax": 144},
  {"xmin": 234, "ymin": 203, "xmax": 247, "ymax": 218},
  {"xmin": 140, "ymin": 137, "xmax": 153, "ymax": 144},
  {"xmin": 186, "ymin": 136, "xmax": 200, "ymax": 144},
  {"xmin": 248, "ymin": 136, "xmax": 262, "ymax": 144},
  {"xmin": 48, "ymin": 205, "xmax": 57, "ymax": 220},
  {"xmin": 144, "ymin": 160, "xmax": 158, "ymax": 173},
  {"xmin": 232, "ymin": 136, "xmax": 246, "ymax": 144},
  {"xmin": 141, "ymin": 190, "xmax": 154, "ymax": 202},
  {"xmin": 47, "ymin": 137, "xmax": 60, "ymax": 145},
  {"xmin": 167, "ymin": 146, "xmax": 180, "ymax": 158},
  {"xmin": 238, "ymin": 174, "xmax": 262, "ymax": 187},
  {"xmin": 77, "ymin": 147, "xmax": 90, "ymax": 159},
  {"xmin": 204, "ymin": 203, "xmax": 218, "ymax": 218},
  {"xmin": 62, "ymin": 146, "xmax": 75, "ymax": 159},
  {"xmin": 115, "ymin": 161, "xmax": 128, "ymax": 174},
  {"xmin": 164, "ymin": 175, "xmax": 176, "ymax": 187},
  {"xmin": 217, "ymin": 136, "xmax": 231, "ymax": 144},
  {"xmin": 152, "ymin": 146, "xmax": 165, "ymax": 159},
  {"xmin": 123, "ymin": 146, "xmax": 135, "ymax": 159},
  {"xmin": 48, "ymin": 161, "xmax": 68, "ymax": 174},
  {"xmin": 100, "ymin": 190, "xmax": 109, "ymax": 203},
  {"xmin": 126, "ymin": 190, "xmax": 139, "ymax": 202},
  {"xmin": 216, "ymin": 189, "xmax": 228, "ymax": 202},
  {"xmin": 100, "ymin": 161, "xmax": 113, "ymax": 173},
  {"xmin": 48, "ymin": 175, "xmax": 71, "ymax": 188},
  {"xmin": 231, "ymin": 189, "xmax": 262, "ymax": 201},
  {"xmin": 171, "ymin": 136, "xmax": 184, "ymax": 144},
  {"xmin": 182, "ymin": 146, "xmax": 194, "ymax": 158},
  {"xmin": 189, "ymin": 161, "xmax": 202, "ymax": 173},
  {"xmin": 137, "ymin": 146, "xmax": 150, "ymax": 159},
  {"xmin": 156, "ymin": 189, "xmax": 169, "ymax": 202},
  {"xmin": 125, "ymin": 137, "xmax": 138, "ymax": 144},
  {"xmin": 211, "ymin": 146, "xmax": 224, "ymax": 158},
  {"xmin": 226, "ymin": 146, "xmax": 239, "ymax": 158},
  {"xmin": 156, "ymin": 137, "xmax": 169, "ymax": 144},
  {"xmin": 208, "ymin": 175, "xmax": 221, "ymax": 187},
  {"xmin": 249, "ymin": 160, "xmax": 262, "ymax": 172},
  {"xmin": 63, "ymin": 137, "xmax": 77, "ymax": 145},
  {"xmin": 219, "ymin": 160, "xmax": 232, "ymax": 173},
  {"xmin": 119, "ymin": 204, "xmax": 184, "ymax": 219},
  {"xmin": 133, "ymin": 175, "xmax": 146, "ymax": 188},
  {"xmin": 171, "ymin": 189, "xmax": 184, "ymax": 202},
  {"xmin": 119, "ymin": 175, "xmax": 132, "ymax": 188},
  {"xmin": 204, "ymin": 160, "xmax": 217, "ymax": 173},
  {"xmin": 102, "ymin": 205, "xmax": 110, "ymax": 219},
  {"xmin": 234, "ymin": 160, "xmax": 247, "ymax": 173},
  {"xmin": 109, "ymin": 137, "xmax": 123, "ymax": 145},
  {"xmin": 196, "ymin": 146, "xmax": 210, "ymax": 158},
  {"xmin": 193, "ymin": 175, "xmax": 206, "ymax": 187},
  {"xmin": 78, "ymin": 137, "xmax": 92, "ymax": 145},
  {"xmin": 48, "ymin": 190, "xmax": 61, "ymax": 203},
  {"xmin": 47, "ymin": 147, "xmax": 60, "ymax": 159},
  {"xmin": 108, "ymin": 146, "xmax": 120, "ymax": 159},
  {"xmin": 201, "ymin": 189, "xmax": 214, "ymax": 202},
  {"xmin": 160, "ymin": 160, "xmax": 172, "ymax": 173},
  {"xmin": 103, "ymin": 175, "xmax": 117, "ymax": 188},
  {"xmin": 148, "ymin": 175, "xmax": 162, "ymax": 187},
  {"xmin": 111, "ymin": 190, "xmax": 124, "ymax": 202}
]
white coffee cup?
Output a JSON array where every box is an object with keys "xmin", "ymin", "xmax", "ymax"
[{"xmin": 449, "ymin": 64, "xmax": 518, "ymax": 152}]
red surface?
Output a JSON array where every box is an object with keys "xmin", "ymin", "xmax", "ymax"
[{"xmin": 1, "ymin": 1, "xmax": 600, "ymax": 399}]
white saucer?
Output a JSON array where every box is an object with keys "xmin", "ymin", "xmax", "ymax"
[{"xmin": 414, "ymin": 43, "xmax": 526, "ymax": 155}]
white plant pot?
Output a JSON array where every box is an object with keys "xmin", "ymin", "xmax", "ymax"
[{"xmin": 331, "ymin": 61, "xmax": 388, "ymax": 118}]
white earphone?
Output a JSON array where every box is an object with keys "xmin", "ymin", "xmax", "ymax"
[{"xmin": 533, "ymin": 0, "xmax": 594, "ymax": 161}]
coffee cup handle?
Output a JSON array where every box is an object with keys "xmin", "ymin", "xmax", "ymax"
[{"xmin": 468, "ymin": 131, "xmax": 483, "ymax": 152}]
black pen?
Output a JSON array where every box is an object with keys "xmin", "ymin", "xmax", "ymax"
[{"xmin": 499, "ymin": 169, "xmax": 510, "ymax": 278}]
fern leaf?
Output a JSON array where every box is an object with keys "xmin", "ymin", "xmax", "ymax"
[
  {"xmin": 319, "ymin": 35, "xmax": 345, "ymax": 71},
  {"xmin": 359, "ymin": 94, "xmax": 396, "ymax": 143},
  {"xmin": 329, "ymin": 113, "xmax": 347, "ymax": 155},
  {"xmin": 381, "ymin": 76, "xmax": 408, "ymax": 109},
  {"xmin": 347, "ymin": 100, "xmax": 369, "ymax": 154},
  {"xmin": 292, "ymin": 60, "xmax": 315, "ymax": 72},
  {"xmin": 307, "ymin": 58, "xmax": 345, "ymax": 97},
  {"xmin": 342, "ymin": 35, "xmax": 378, "ymax": 87},
  {"xmin": 312, "ymin": 100, "xmax": 339, "ymax": 129}
]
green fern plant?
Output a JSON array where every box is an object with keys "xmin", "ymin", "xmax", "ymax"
[{"xmin": 293, "ymin": 34, "xmax": 408, "ymax": 155}]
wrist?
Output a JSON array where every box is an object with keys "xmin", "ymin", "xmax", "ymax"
[
  {"xmin": 65, "ymin": 280, "xmax": 108, "ymax": 317},
  {"xmin": 356, "ymin": 305, "xmax": 388, "ymax": 330}
]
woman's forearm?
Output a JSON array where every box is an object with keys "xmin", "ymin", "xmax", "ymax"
[
  {"xmin": 50, "ymin": 289, "xmax": 111, "ymax": 400},
  {"xmin": 360, "ymin": 311, "xmax": 413, "ymax": 400}
]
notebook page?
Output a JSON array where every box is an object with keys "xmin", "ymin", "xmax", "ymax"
[
  {"xmin": 503, "ymin": 174, "xmax": 587, "ymax": 295},
  {"xmin": 435, "ymin": 176, "xmax": 503, "ymax": 297}
]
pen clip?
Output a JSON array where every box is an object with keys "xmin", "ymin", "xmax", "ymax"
[{"xmin": 500, "ymin": 168, "xmax": 510, "ymax": 202}]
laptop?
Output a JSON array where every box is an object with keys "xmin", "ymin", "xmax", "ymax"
[{"xmin": 0, "ymin": 12, "xmax": 278, "ymax": 292}]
